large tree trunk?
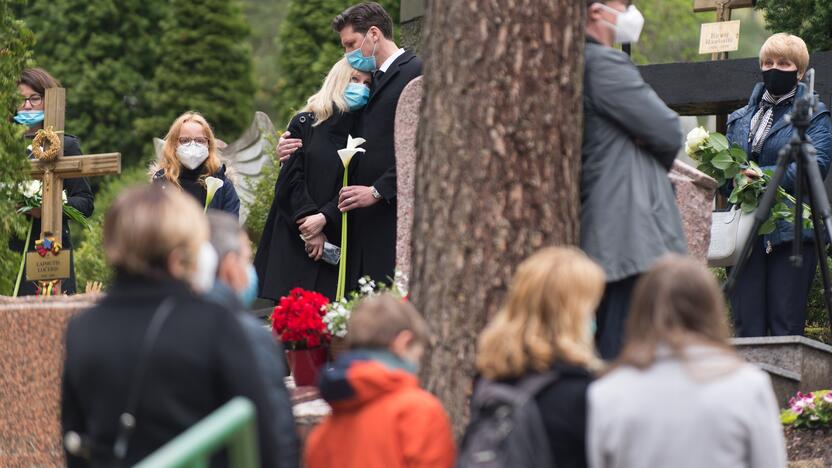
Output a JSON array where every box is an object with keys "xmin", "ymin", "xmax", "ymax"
[{"xmin": 410, "ymin": 0, "xmax": 585, "ymax": 435}]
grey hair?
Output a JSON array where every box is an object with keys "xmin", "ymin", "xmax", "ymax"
[{"xmin": 207, "ymin": 210, "xmax": 243, "ymax": 260}]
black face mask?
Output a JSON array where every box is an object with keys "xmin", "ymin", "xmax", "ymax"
[{"xmin": 762, "ymin": 68, "xmax": 798, "ymax": 96}]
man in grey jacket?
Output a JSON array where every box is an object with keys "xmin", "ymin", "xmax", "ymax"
[{"xmin": 583, "ymin": 0, "xmax": 687, "ymax": 359}]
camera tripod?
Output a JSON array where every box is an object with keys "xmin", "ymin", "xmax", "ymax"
[{"xmin": 724, "ymin": 69, "xmax": 832, "ymax": 333}]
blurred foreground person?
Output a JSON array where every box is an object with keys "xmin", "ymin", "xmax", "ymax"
[
  {"xmin": 459, "ymin": 247, "xmax": 605, "ymax": 468},
  {"xmin": 305, "ymin": 294, "xmax": 455, "ymax": 468},
  {"xmin": 206, "ymin": 210, "xmax": 300, "ymax": 468},
  {"xmin": 588, "ymin": 255, "xmax": 786, "ymax": 468},
  {"xmin": 61, "ymin": 185, "xmax": 281, "ymax": 467}
]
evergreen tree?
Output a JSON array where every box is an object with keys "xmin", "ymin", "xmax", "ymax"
[
  {"xmin": 135, "ymin": 0, "xmax": 256, "ymax": 146},
  {"xmin": 756, "ymin": 0, "xmax": 832, "ymax": 52},
  {"xmin": 241, "ymin": 0, "xmax": 290, "ymax": 120},
  {"xmin": 0, "ymin": 0, "xmax": 35, "ymax": 295},
  {"xmin": 23, "ymin": 0, "xmax": 167, "ymax": 167},
  {"xmin": 274, "ymin": 0, "xmax": 400, "ymax": 127}
]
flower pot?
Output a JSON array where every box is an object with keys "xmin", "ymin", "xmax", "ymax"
[
  {"xmin": 329, "ymin": 336, "xmax": 349, "ymax": 362},
  {"xmin": 285, "ymin": 346, "xmax": 328, "ymax": 387}
]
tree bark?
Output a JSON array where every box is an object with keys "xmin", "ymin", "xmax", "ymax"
[{"xmin": 411, "ymin": 0, "xmax": 585, "ymax": 435}]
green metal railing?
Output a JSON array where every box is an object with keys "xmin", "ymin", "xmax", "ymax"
[{"xmin": 134, "ymin": 397, "xmax": 260, "ymax": 468}]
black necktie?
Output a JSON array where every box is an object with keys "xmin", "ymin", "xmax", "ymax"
[{"xmin": 372, "ymin": 70, "xmax": 385, "ymax": 91}]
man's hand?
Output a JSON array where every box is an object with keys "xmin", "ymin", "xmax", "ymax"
[
  {"xmin": 338, "ymin": 186, "xmax": 379, "ymax": 212},
  {"xmin": 277, "ymin": 131, "xmax": 302, "ymax": 163},
  {"xmin": 28, "ymin": 207, "xmax": 41, "ymax": 219},
  {"xmin": 304, "ymin": 233, "xmax": 326, "ymax": 261},
  {"xmin": 297, "ymin": 213, "xmax": 326, "ymax": 238}
]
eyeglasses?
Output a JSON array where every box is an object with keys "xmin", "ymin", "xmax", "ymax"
[
  {"xmin": 20, "ymin": 95, "xmax": 43, "ymax": 107},
  {"xmin": 178, "ymin": 137, "xmax": 209, "ymax": 145}
]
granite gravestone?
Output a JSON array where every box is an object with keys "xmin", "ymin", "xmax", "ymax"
[
  {"xmin": 394, "ymin": 77, "xmax": 423, "ymax": 280},
  {"xmin": 0, "ymin": 294, "xmax": 98, "ymax": 466}
]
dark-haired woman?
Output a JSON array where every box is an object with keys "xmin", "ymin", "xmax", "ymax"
[{"xmin": 10, "ymin": 68, "xmax": 93, "ymax": 295}]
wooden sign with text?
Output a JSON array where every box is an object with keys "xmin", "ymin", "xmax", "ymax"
[
  {"xmin": 699, "ymin": 20, "xmax": 741, "ymax": 54},
  {"xmin": 26, "ymin": 251, "xmax": 71, "ymax": 281},
  {"xmin": 693, "ymin": 0, "xmax": 755, "ymax": 13}
]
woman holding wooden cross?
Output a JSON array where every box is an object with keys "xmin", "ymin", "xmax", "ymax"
[{"xmin": 10, "ymin": 67, "xmax": 94, "ymax": 296}]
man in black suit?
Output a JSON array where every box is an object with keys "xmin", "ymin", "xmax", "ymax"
[{"xmin": 278, "ymin": 2, "xmax": 422, "ymax": 291}]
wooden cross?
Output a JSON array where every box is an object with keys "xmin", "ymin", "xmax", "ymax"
[{"xmin": 26, "ymin": 87, "xmax": 121, "ymax": 293}]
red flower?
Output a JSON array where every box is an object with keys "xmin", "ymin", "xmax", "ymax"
[{"xmin": 270, "ymin": 288, "xmax": 331, "ymax": 349}]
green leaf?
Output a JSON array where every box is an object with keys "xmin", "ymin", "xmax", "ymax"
[
  {"xmin": 729, "ymin": 145, "xmax": 748, "ymax": 163},
  {"xmin": 741, "ymin": 200, "xmax": 758, "ymax": 213},
  {"xmin": 711, "ymin": 151, "xmax": 735, "ymax": 170},
  {"xmin": 759, "ymin": 218, "xmax": 776, "ymax": 235},
  {"xmin": 709, "ymin": 133, "xmax": 730, "ymax": 152},
  {"xmin": 724, "ymin": 165, "xmax": 740, "ymax": 178}
]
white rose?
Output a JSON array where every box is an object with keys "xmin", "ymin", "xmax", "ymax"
[{"xmin": 685, "ymin": 126, "xmax": 710, "ymax": 156}]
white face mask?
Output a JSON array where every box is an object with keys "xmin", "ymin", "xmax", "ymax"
[
  {"xmin": 191, "ymin": 242, "xmax": 218, "ymax": 293},
  {"xmin": 598, "ymin": 4, "xmax": 645, "ymax": 44},
  {"xmin": 176, "ymin": 142, "xmax": 209, "ymax": 170}
]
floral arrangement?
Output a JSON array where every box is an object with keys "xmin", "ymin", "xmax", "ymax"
[
  {"xmin": 271, "ymin": 288, "xmax": 331, "ymax": 349},
  {"xmin": 685, "ymin": 127, "xmax": 811, "ymax": 235},
  {"xmin": 781, "ymin": 390, "xmax": 832, "ymax": 428},
  {"xmin": 324, "ymin": 271, "xmax": 409, "ymax": 339},
  {"xmin": 17, "ymin": 179, "xmax": 91, "ymax": 230}
]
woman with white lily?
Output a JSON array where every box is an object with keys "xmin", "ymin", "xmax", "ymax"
[
  {"xmin": 255, "ymin": 58, "xmax": 371, "ymax": 301},
  {"xmin": 10, "ymin": 68, "xmax": 94, "ymax": 296},
  {"xmin": 151, "ymin": 112, "xmax": 240, "ymax": 218}
]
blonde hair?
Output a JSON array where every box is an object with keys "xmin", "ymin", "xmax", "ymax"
[
  {"xmin": 104, "ymin": 184, "xmax": 207, "ymax": 279},
  {"xmin": 159, "ymin": 111, "xmax": 222, "ymax": 187},
  {"xmin": 300, "ymin": 58, "xmax": 356, "ymax": 126},
  {"xmin": 760, "ymin": 33, "xmax": 810, "ymax": 77},
  {"xmin": 347, "ymin": 294, "xmax": 429, "ymax": 350},
  {"xmin": 476, "ymin": 247, "xmax": 605, "ymax": 380},
  {"xmin": 614, "ymin": 255, "xmax": 736, "ymax": 373}
]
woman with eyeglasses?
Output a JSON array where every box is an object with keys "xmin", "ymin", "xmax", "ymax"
[
  {"xmin": 151, "ymin": 111, "xmax": 240, "ymax": 218},
  {"xmin": 10, "ymin": 68, "xmax": 94, "ymax": 296}
]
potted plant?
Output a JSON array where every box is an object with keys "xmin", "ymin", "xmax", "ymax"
[{"xmin": 271, "ymin": 288, "xmax": 331, "ymax": 386}]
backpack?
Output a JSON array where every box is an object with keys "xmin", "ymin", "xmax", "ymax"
[{"xmin": 457, "ymin": 371, "xmax": 558, "ymax": 468}]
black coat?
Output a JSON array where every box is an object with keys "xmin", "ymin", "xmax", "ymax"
[
  {"xmin": 61, "ymin": 274, "xmax": 282, "ymax": 468},
  {"xmin": 347, "ymin": 50, "xmax": 422, "ymax": 290},
  {"xmin": 9, "ymin": 134, "xmax": 94, "ymax": 296},
  {"xmin": 255, "ymin": 110, "xmax": 358, "ymax": 300}
]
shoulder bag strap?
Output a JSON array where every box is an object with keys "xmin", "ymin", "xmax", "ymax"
[{"xmin": 112, "ymin": 297, "xmax": 176, "ymax": 461}]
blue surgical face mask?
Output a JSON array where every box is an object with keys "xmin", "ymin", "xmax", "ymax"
[
  {"xmin": 14, "ymin": 110, "xmax": 44, "ymax": 127},
  {"xmin": 344, "ymin": 82, "xmax": 370, "ymax": 111},
  {"xmin": 238, "ymin": 263, "xmax": 259, "ymax": 309},
  {"xmin": 345, "ymin": 34, "xmax": 377, "ymax": 72}
]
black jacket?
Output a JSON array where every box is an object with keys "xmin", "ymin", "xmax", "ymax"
[
  {"xmin": 255, "ymin": 110, "xmax": 358, "ymax": 300},
  {"xmin": 501, "ymin": 362, "xmax": 593, "ymax": 468},
  {"xmin": 10, "ymin": 134, "xmax": 94, "ymax": 295},
  {"xmin": 153, "ymin": 164, "xmax": 240, "ymax": 219},
  {"xmin": 347, "ymin": 50, "xmax": 422, "ymax": 289},
  {"xmin": 61, "ymin": 274, "xmax": 282, "ymax": 467}
]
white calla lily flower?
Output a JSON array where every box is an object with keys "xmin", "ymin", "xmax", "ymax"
[
  {"xmin": 204, "ymin": 176, "xmax": 224, "ymax": 211},
  {"xmin": 337, "ymin": 134, "xmax": 366, "ymax": 168}
]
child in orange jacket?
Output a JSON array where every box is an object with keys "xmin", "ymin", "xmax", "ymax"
[{"xmin": 304, "ymin": 294, "xmax": 456, "ymax": 468}]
